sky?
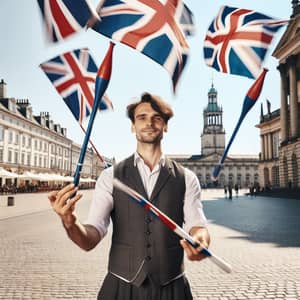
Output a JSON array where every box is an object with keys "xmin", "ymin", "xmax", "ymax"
[{"xmin": 0, "ymin": 1, "xmax": 292, "ymax": 162}]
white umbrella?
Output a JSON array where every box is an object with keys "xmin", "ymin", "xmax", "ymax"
[{"xmin": 0, "ymin": 167, "xmax": 18, "ymax": 178}]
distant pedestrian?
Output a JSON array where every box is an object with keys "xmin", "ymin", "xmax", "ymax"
[
  {"xmin": 228, "ymin": 184, "xmax": 233, "ymax": 200},
  {"xmin": 234, "ymin": 184, "xmax": 239, "ymax": 197},
  {"xmin": 224, "ymin": 185, "xmax": 227, "ymax": 198}
]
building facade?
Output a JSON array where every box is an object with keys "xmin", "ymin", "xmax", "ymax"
[
  {"xmin": 256, "ymin": 108, "xmax": 281, "ymax": 188},
  {"xmin": 257, "ymin": 1, "xmax": 300, "ymax": 189},
  {"xmin": 0, "ymin": 79, "xmax": 113, "ymax": 188},
  {"xmin": 169, "ymin": 84, "xmax": 259, "ymax": 188}
]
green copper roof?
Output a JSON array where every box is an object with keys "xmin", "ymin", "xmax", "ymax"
[{"xmin": 205, "ymin": 102, "xmax": 222, "ymax": 112}]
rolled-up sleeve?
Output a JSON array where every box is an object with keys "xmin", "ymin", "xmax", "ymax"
[
  {"xmin": 183, "ymin": 168, "xmax": 208, "ymax": 233},
  {"xmin": 84, "ymin": 166, "xmax": 114, "ymax": 239}
]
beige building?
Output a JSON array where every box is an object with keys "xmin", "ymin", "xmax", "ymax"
[
  {"xmin": 169, "ymin": 84, "xmax": 259, "ymax": 188},
  {"xmin": 0, "ymin": 79, "xmax": 113, "ymax": 188},
  {"xmin": 257, "ymin": 1, "xmax": 300, "ymax": 189},
  {"xmin": 256, "ymin": 108, "xmax": 281, "ymax": 188}
]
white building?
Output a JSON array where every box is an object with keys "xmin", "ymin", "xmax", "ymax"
[
  {"xmin": 169, "ymin": 84, "xmax": 259, "ymax": 188},
  {"xmin": 0, "ymin": 79, "xmax": 113, "ymax": 188}
]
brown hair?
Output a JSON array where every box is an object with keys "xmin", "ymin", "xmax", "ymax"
[{"xmin": 126, "ymin": 92, "xmax": 174, "ymax": 123}]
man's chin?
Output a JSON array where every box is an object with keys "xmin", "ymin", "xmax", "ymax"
[{"xmin": 138, "ymin": 136, "xmax": 162, "ymax": 144}]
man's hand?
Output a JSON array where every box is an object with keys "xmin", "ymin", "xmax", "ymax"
[
  {"xmin": 48, "ymin": 183, "xmax": 82, "ymax": 228},
  {"xmin": 180, "ymin": 227, "xmax": 210, "ymax": 261}
]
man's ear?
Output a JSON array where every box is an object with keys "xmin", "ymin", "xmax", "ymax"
[
  {"xmin": 164, "ymin": 123, "xmax": 168, "ymax": 132},
  {"xmin": 131, "ymin": 123, "xmax": 136, "ymax": 133}
]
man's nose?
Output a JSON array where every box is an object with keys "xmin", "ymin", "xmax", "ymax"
[{"xmin": 146, "ymin": 117, "xmax": 154, "ymax": 126}]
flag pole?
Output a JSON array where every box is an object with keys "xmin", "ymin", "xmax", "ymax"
[
  {"xmin": 79, "ymin": 124, "xmax": 107, "ymax": 168},
  {"xmin": 212, "ymin": 68, "xmax": 268, "ymax": 181},
  {"xmin": 113, "ymin": 178, "xmax": 232, "ymax": 273},
  {"xmin": 73, "ymin": 42, "xmax": 114, "ymax": 186}
]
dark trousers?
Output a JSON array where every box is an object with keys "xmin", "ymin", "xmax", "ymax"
[{"xmin": 98, "ymin": 273, "xmax": 193, "ymax": 300}]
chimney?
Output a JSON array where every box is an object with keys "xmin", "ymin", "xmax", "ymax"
[
  {"xmin": 291, "ymin": 0, "xmax": 300, "ymax": 17},
  {"xmin": 0, "ymin": 79, "xmax": 7, "ymax": 98}
]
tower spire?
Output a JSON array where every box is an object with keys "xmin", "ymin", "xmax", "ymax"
[{"xmin": 201, "ymin": 82, "xmax": 225, "ymax": 156}]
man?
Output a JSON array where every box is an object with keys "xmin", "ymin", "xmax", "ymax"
[{"xmin": 48, "ymin": 92, "xmax": 210, "ymax": 300}]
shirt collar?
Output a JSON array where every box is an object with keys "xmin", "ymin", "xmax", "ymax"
[{"xmin": 134, "ymin": 151, "xmax": 166, "ymax": 167}]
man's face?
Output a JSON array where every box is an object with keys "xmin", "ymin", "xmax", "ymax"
[{"xmin": 131, "ymin": 102, "xmax": 168, "ymax": 144}]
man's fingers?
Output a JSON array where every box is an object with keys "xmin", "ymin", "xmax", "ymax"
[
  {"xmin": 48, "ymin": 191, "xmax": 58, "ymax": 203},
  {"xmin": 180, "ymin": 240, "xmax": 206, "ymax": 261},
  {"xmin": 64, "ymin": 193, "xmax": 82, "ymax": 212},
  {"xmin": 57, "ymin": 186, "xmax": 79, "ymax": 207},
  {"xmin": 56, "ymin": 183, "xmax": 77, "ymax": 199}
]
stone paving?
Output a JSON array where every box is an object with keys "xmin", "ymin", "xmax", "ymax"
[{"xmin": 0, "ymin": 189, "xmax": 300, "ymax": 299}]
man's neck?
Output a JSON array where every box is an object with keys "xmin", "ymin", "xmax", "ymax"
[{"xmin": 136, "ymin": 143, "xmax": 162, "ymax": 171}]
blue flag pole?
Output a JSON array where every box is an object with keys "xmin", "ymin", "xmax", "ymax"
[
  {"xmin": 73, "ymin": 42, "xmax": 114, "ymax": 186},
  {"xmin": 212, "ymin": 68, "xmax": 268, "ymax": 181}
]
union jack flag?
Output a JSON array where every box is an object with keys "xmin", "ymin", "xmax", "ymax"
[
  {"xmin": 92, "ymin": 0, "xmax": 195, "ymax": 91},
  {"xmin": 40, "ymin": 48, "xmax": 112, "ymax": 125},
  {"xmin": 203, "ymin": 5, "xmax": 288, "ymax": 79},
  {"xmin": 37, "ymin": 0, "xmax": 98, "ymax": 42}
]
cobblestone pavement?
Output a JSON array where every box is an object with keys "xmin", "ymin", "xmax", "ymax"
[{"xmin": 0, "ymin": 190, "xmax": 300, "ymax": 299}]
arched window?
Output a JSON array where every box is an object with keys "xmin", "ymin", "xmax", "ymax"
[{"xmin": 237, "ymin": 174, "xmax": 242, "ymax": 185}]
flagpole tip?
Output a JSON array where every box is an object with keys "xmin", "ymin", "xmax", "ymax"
[{"xmin": 97, "ymin": 42, "xmax": 115, "ymax": 80}]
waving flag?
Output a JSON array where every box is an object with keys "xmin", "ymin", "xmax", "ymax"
[
  {"xmin": 40, "ymin": 48, "xmax": 112, "ymax": 125},
  {"xmin": 37, "ymin": 0, "xmax": 98, "ymax": 42},
  {"xmin": 204, "ymin": 5, "xmax": 288, "ymax": 79},
  {"xmin": 212, "ymin": 69, "xmax": 268, "ymax": 181},
  {"xmin": 92, "ymin": 0, "xmax": 195, "ymax": 91}
]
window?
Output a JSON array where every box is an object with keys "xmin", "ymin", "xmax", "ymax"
[
  {"xmin": 8, "ymin": 131, "xmax": 13, "ymax": 143},
  {"xmin": 14, "ymin": 151, "xmax": 18, "ymax": 164},
  {"xmin": 28, "ymin": 137, "xmax": 31, "ymax": 148},
  {"xmin": 22, "ymin": 135, "xmax": 26, "ymax": 147},
  {"xmin": 246, "ymin": 174, "xmax": 251, "ymax": 185},
  {"xmin": 0, "ymin": 148, "xmax": 3, "ymax": 162},
  {"xmin": 0, "ymin": 127, "xmax": 4, "ymax": 141},
  {"xmin": 206, "ymin": 173, "xmax": 211, "ymax": 183},
  {"xmin": 15, "ymin": 133, "xmax": 19, "ymax": 145},
  {"xmin": 237, "ymin": 174, "xmax": 242, "ymax": 185},
  {"xmin": 21, "ymin": 153, "xmax": 25, "ymax": 164},
  {"xmin": 27, "ymin": 153, "xmax": 31, "ymax": 166},
  {"xmin": 34, "ymin": 140, "xmax": 38, "ymax": 150},
  {"xmin": 8, "ymin": 150, "xmax": 12, "ymax": 163}
]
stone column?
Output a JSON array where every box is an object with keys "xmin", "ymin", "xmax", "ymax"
[
  {"xmin": 260, "ymin": 135, "xmax": 265, "ymax": 160},
  {"xmin": 288, "ymin": 56, "xmax": 299, "ymax": 138},
  {"xmin": 268, "ymin": 133, "xmax": 273, "ymax": 160},
  {"xmin": 264, "ymin": 135, "xmax": 268, "ymax": 160},
  {"xmin": 277, "ymin": 64, "xmax": 288, "ymax": 143}
]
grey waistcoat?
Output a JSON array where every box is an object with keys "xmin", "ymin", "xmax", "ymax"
[{"xmin": 109, "ymin": 155, "xmax": 186, "ymax": 287}]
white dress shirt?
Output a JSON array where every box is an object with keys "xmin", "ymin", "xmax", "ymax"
[{"xmin": 85, "ymin": 153, "xmax": 208, "ymax": 239}]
